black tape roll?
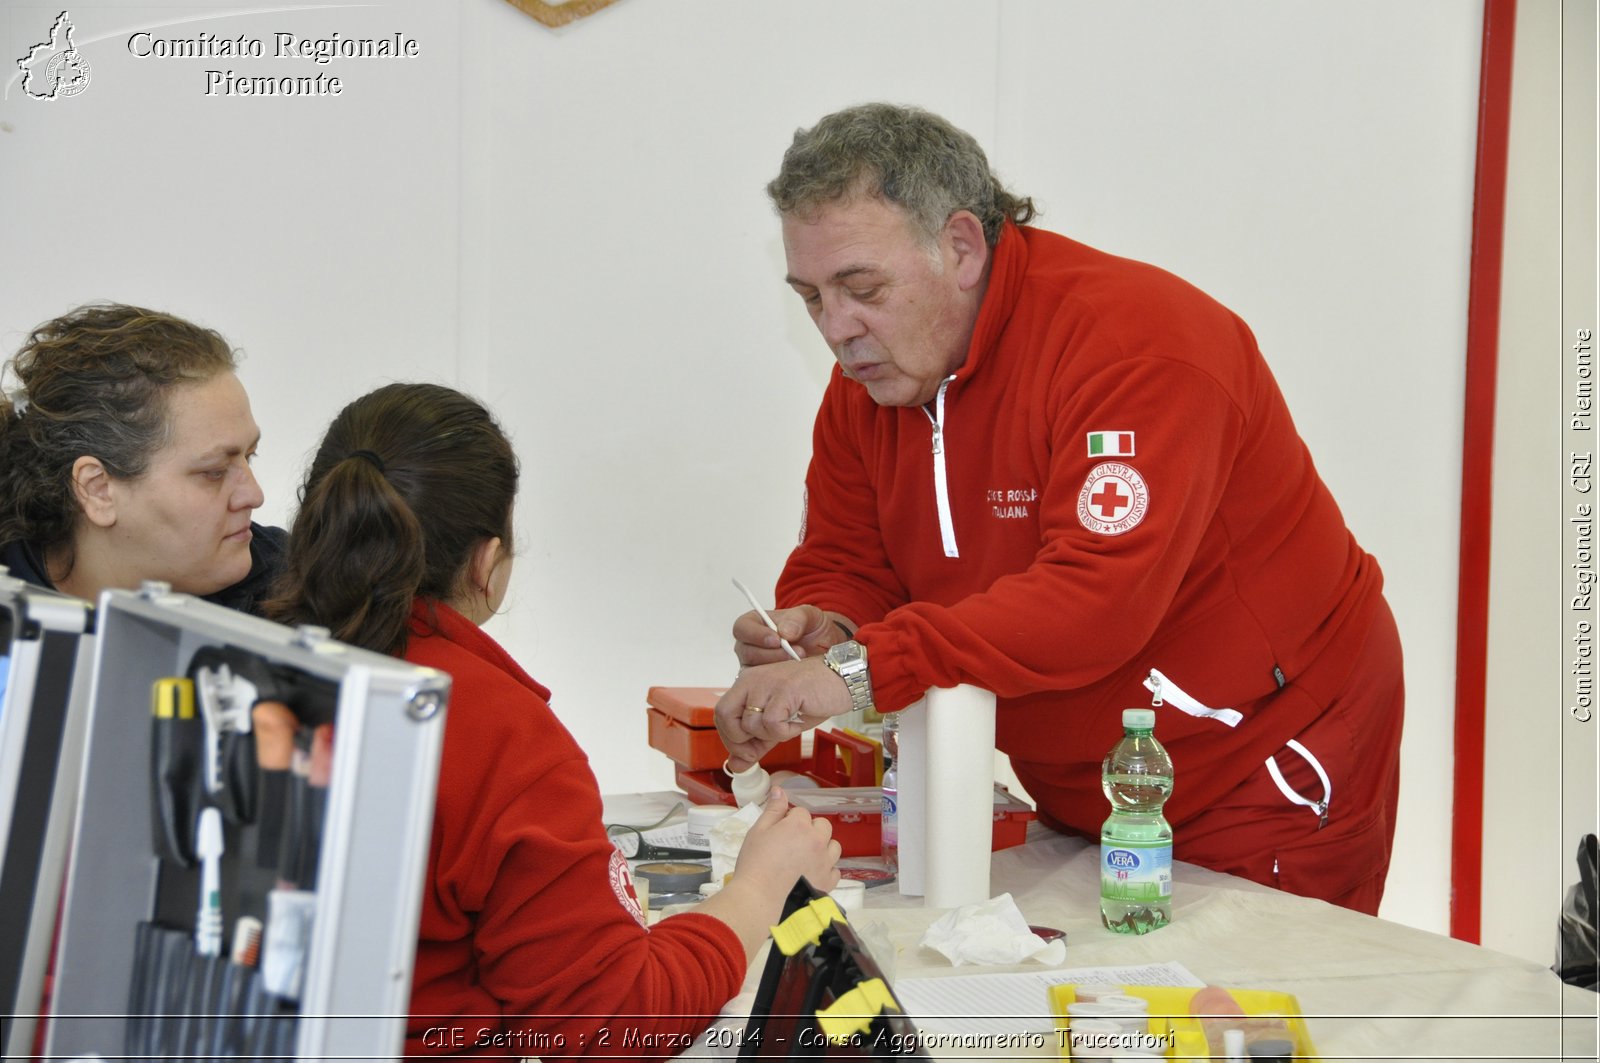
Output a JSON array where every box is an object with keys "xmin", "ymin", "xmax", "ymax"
[{"xmin": 634, "ymin": 861, "xmax": 712, "ymax": 895}]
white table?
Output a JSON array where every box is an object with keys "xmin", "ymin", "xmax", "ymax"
[{"xmin": 604, "ymin": 793, "xmax": 1598, "ymax": 1062}]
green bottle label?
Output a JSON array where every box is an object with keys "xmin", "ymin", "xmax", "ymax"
[{"xmin": 1101, "ymin": 840, "xmax": 1172, "ymax": 902}]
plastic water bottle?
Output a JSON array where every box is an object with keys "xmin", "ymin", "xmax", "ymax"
[
  {"xmin": 1100, "ymin": 708, "xmax": 1174, "ymax": 933},
  {"xmin": 880, "ymin": 711, "xmax": 899, "ymax": 874}
]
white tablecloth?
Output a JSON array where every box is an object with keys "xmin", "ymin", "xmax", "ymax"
[{"xmin": 603, "ymin": 792, "xmax": 1599, "ymax": 1062}]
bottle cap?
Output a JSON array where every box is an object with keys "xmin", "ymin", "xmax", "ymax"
[{"xmin": 1122, "ymin": 708, "xmax": 1156, "ymax": 730}]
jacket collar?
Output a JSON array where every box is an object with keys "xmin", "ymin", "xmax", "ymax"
[
  {"xmin": 0, "ymin": 525, "xmax": 285, "ymax": 617},
  {"xmin": 950, "ymin": 219, "xmax": 1030, "ymax": 383},
  {"xmin": 407, "ymin": 598, "xmax": 551, "ymax": 702},
  {"xmin": 0, "ymin": 539, "xmax": 52, "ymax": 588}
]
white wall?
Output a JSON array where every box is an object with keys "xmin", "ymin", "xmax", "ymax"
[{"xmin": 1, "ymin": 0, "xmax": 1483, "ymax": 940}]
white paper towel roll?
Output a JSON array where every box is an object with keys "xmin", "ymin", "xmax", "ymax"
[
  {"xmin": 894, "ymin": 685, "xmax": 997, "ymax": 908},
  {"xmin": 896, "ymin": 697, "xmax": 928, "ymax": 897}
]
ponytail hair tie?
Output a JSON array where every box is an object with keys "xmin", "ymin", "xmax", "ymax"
[{"xmin": 349, "ymin": 449, "xmax": 386, "ymax": 474}]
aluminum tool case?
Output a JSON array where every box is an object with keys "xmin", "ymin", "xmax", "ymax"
[
  {"xmin": 0, "ymin": 574, "xmax": 93, "ymax": 1059},
  {"xmin": 43, "ymin": 583, "xmax": 451, "ymax": 1059}
]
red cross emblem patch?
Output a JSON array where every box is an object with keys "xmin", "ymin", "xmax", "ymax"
[
  {"xmin": 609, "ymin": 848, "xmax": 647, "ymax": 926},
  {"xmin": 1077, "ymin": 461, "xmax": 1149, "ymax": 535}
]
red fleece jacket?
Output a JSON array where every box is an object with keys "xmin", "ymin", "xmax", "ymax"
[
  {"xmin": 403, "ymin": 601, "xmax": 743, "ymax": 1059},
  {"xmin": 777, "ymin": 223, "xmax": 1395, "ymax": 838}
]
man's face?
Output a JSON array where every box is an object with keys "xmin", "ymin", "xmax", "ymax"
[
  {"xmin": 104, "ymin": 371, "xmax": 264, "ymax": 595},
  {"xmin": 782, "ymin": 196, "xmax": 982, "ymax": 408}
]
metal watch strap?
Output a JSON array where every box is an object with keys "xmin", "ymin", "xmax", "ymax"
[{"xmin": 826, "ymin": 642, "xmax": 875, "ymax": 715}]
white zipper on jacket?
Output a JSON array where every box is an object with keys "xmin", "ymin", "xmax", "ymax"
[
  {"xmin": 1265, "ymin": 739, "xmax": 1333, "ymax": 828},
  {"xmin": 921, "ymin": 376, "xmax": 959, "ymax": 558},
  {"xmin": 1146, "ymin": 668, "xmax": 1332, "ymax": 828},
  {"xmin": 1144, "ymin": 669, "xmax": 1244, "ymax": 727}
]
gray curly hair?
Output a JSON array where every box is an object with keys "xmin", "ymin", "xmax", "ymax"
[{"xmin": 766, "ymin": 103, "xmax": 1037, "ymax": 247}]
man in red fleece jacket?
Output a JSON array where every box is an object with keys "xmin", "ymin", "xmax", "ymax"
[{"xmin": 715, "ymin": 103, "xmax": 1404, "ymax": 915}]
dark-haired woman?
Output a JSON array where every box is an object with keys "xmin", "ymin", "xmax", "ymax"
[
  {"xmin": 0, "ymin": 303, "xmax": 284, "ymax": 612},
  {"xmin": 268, "ymin": 382, "xmax": 840, "ymax": 1058}
]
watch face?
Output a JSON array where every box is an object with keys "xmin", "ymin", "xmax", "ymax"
[{"xmin": 829, "ymin": 641, "xmax": 864, "ymax": 667}]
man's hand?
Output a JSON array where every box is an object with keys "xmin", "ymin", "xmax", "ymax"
[
  {"xmin": 715, "ymin": 656, "xmax": 853, "ymax": 772},
  {"xmin": 732, "ymin": 603, "xmax": 851, "ymax": 666}
]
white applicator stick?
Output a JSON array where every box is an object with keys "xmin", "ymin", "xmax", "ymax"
[{"xmin": 732, "ymin": 578, "xmax": 803, "ymax": 662}]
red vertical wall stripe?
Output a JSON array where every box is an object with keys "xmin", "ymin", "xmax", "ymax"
[{"xmin": 1451, "ymin": 0, "xmax": 1518, "ymax": 944}]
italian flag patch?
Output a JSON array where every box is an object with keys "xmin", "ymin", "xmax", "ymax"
[{"xmin": 1087, "ymin": 431, "xmax": 1135, "ymax": 457}]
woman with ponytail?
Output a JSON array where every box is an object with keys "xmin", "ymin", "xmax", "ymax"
[{"xmin": 269, "ymin": 383, "xmax": 840, "ymax": 1059}]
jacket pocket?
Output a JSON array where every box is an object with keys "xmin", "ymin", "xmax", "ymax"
[{"xmin": 1272, "ymin": 801, "xmax": 1387, "ymax": 902}]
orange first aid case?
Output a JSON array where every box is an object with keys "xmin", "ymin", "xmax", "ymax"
[
  {"xmin": 645, "ymin": 686, "xmax": 803, "ymax": 772},
  {"xmin": 783, "ymin": 783, "xmax": 1037, "ymax": 857},
  {"xmin": 673, "ymin": 726, "xmax": 884, "ymax": 814}
]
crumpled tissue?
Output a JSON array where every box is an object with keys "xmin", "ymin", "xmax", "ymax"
[
  {"xmin": 708, "ymin": 800, "xmax": 766, "ymax": 886},
  {"xmin": 919, "ymin": 892, "xmax": 1067, "ymax": 966}
]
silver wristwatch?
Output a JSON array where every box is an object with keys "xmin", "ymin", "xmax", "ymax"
[{"xmin": 823, "ymin": 640, "xmax": 876, "ymax": 715}]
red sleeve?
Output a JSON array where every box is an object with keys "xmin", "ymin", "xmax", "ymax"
[
  {"xmin": 472, "ymin": 755, "xmax": 746, "ymax": 1058},
  {"xmin": 859, "ymin": 354, "xmax": 1247, "ymax": 711}
]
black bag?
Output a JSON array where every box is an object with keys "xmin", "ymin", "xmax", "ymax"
[
  {"xmin": 740, "ymin": 878, "xmax": 931, "ymax": 1059},
  {"xmin": 1555, "ymin": 833, "xmax": 1598, "ymax": 991}
]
